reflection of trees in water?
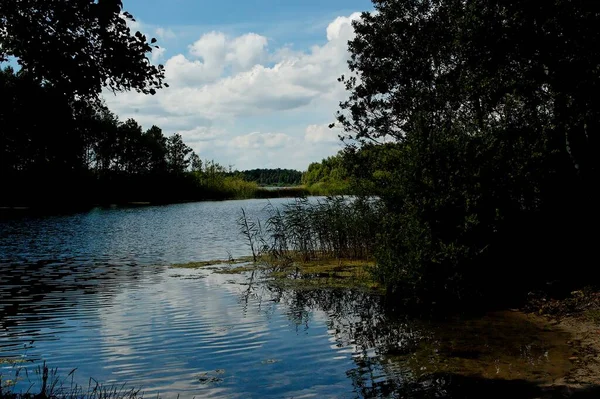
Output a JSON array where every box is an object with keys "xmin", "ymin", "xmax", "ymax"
[
  {"xmin": 240, "ymin": 278, "xmax": 600, "ymax": 398},
  {"xmin": 240, "ymin": 279, "xmax": 428, "ymax": 398},
  {"xmin": 239, "ymin": 278, "xmax": 600, "ymax": 398}
]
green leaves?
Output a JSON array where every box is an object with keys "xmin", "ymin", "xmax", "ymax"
[
  {"xmin": 166, "ymin": 133, "xmax": 193, "ymax": 175},
  {"xmin": 0, "ymin": 0, "xmax": 166, "ymax": 99},
  {"xmin": 335, "ymin": 0, "xmax": 600, "ymax": 306}
]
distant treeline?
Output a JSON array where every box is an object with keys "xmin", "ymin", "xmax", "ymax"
[
  {"xmin": 235, "ymin": 169, "xmax": 302, "ymax": 186},
  {"xmin": 0, "ymin": 67, "xmax": 306, "ymax": 208}
]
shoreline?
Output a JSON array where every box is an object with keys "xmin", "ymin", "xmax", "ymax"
[
  {"xmin": 174, "ymin": 259, "xmax": 600, "ymax": 396},
  {"xmin": 526, "ymin": 298, "xmax": 600, "ymax": 393},
  {"xmin": 551, "ymin": 316, "xmax": 600, "ymax": 388}
]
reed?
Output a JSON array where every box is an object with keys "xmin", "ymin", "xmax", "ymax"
[
  {"xmin": 239, "ymin": 196, "xmax": 382, "ymax": 264},
  {"xmin": 0, "ymin": 363, "xmax": 145, "ymax": 399}
]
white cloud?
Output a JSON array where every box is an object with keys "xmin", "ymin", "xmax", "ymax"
[
  {"xmin": 164, "ymin": 31, "xmax": 269, "ymax": 88},
  {"xmin": 305, "ymin": 124, "xmax": 339, "ymax": 143},
  {"xmin": 104, "ymin": 12, "xmax": 362, "ymax": 169},
  {"xmin": 151, "ymin": 47, "xmax": 167, "ymax": 62},
  {"xmin": 155, "ymin": 27, "xmax": 176, "ymax": 40},
  {"xmin": 158, "ymin": 13, "xmax": 360, "ymax": 119},
  {"xmin": 189, "ymin": 31, "xmax": 229, "ymax": 63},
  {"xmin": 326, "ymin": 14, "xmax": 360, "ymax": 41},
  {"xmin": 227, "ymin": 33, "xmax": 269, "ymax": 72},
  {"xmin": 164, "ymin": 54, "xmax": 223, "ymax": 86},
  {"xmin": 179, "ymin": 126, "xmax": 224, "ymax": 144},
  {"xmin": 230, "ymin": 132, "xmax": 293, "ymax": 149},
  {"xmin": 159, "ymin": 65, "xmax": 318, "ymax": 118}
]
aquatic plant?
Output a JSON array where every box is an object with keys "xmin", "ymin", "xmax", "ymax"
[
  {"xmin": 0, "ymin": 362, "xmax": 145, "ymax": 399},
  {"xmin": 239, "ymin": 196, "xmax": 383, "ymax": 264},
  {"xmin": 236, "ymin": 208, "xmax": 267, "ymax": 262}
]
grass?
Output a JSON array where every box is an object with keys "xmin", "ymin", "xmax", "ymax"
[
  {"xmin": 172, "ymin": 196, "xmax": 384, "ymax": 290},
  {"xmin": 0, "ymin": 363, "xmax": 146, "ymax": 399},
  {"xmin": 227, "ymin": 195, "xmax": 385, "ymax": 291},
  {"xmin": 214, "ymin": 264, "xmax": 267, "ymax": 274},
  {"xmin": 247, "ymin": 196, "xmax": 383, "ymax": 262},
  {"xmin": 267, "ymin": 257, "xmax": 382, "ymax": 292},
  {"xmin": 168, "ymin": 253, "xmax": 382, "ymax": 291}
]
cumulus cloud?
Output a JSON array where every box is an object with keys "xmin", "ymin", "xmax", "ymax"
[
  {"xmin": 326, "ymin": 14, "xmax": 359, "ymax": 41},
  {"xmin": 104, "ymin": 12, "xmax": 362, "ymax": 169},
  {"xmin": 188, "ymin": 31, "xmax": 229, "ymax": 63},
  {"xmin": 151, "ymin": 47, "xmax": 167, "ymax": 62},
  {"xmin": 227, "ymin": 33, "xmax": 269, "ymax": 71},
  {"xmin": 158, "ymin": 12, "xmax": 360, "ymax": 117},
  {"xmin": 164, "ymin": 54, "xmax": 222, "ymax": 86},
  {"xmin": 163, "ymin": 31, "xmax": 268, "ymax": 88},
  {"xmin": 159, "ymin": 65, "xmax": 318, "ymax": 118}
]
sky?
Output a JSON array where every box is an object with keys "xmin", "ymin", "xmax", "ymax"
[{"xmin": 102, "ymin": 0, "xmax": 374, "ymax": 171}]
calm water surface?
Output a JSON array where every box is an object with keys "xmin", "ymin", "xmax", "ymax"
[{"xmin": 0, "ymin": 199, "xmax": 574, "ymax": 398}]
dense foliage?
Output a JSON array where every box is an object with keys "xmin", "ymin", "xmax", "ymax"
[
  {"xmin": 236, "ymin": 169, "xmax": 302, "ymax": 186},
  {"xmin": 0, "ymin": 0, "xmax": 178, "ymax": 207},
  {"xmin": 0, "ymin": 0, "xmax": 165, "ymax": 98},
  {"xmin": 302, "ymin": 154, "xmax": 351, "ymax": 195},
  {"xmin": 335, "ymin": 0, "xmax": 600, "ymax": 306}
]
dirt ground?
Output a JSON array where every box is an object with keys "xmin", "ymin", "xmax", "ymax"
[
  {"xmin": 545, "ymin": 316, "xmax": 600, "ymax": 389},
  {"xmin": 525, "ymin": 289, "xmax": 600, "ymax": 396}
]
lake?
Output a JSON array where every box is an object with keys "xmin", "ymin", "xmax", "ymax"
[{"xmin": 0, "ymin": 199, "xmax": 574, "ymax": 398}]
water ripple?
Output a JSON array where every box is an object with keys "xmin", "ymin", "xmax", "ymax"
[{"xmin": 0, "ymin": 200, "xmax": 575, "ymax": 398}]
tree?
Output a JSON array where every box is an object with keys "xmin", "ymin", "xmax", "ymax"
[
  {"xmin": 116, "ymin": 118, "xmax": 144, "ymax": 174},
  {"xmin": 189, "ymin": 152, "xmax": 203, "ymax": 173},
  {"xmin": 166, "ymin": 133, "xmax": 192, "ymax": 175},
  {"xmin": 339, "ymin": 0, "xmax": 599, "ymax": 181},
  {"xmin": 335, "ymin": 0, "xmax": 600, "ymax": 305},
  {"xmin": 143, "ymin": 126, "xmax": 168, "ymax": 174},
  {"xmin": 0, "ymin": 0, "xmax": 166, "ymax": 98}
]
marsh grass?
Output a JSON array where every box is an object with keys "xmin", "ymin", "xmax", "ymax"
[
  {"xmin": 268, "ymin": 258, "xmax": 382, "ymax": 291},
  {"xmin": 232, "ymin": 196, "xmax": 384, "ymax": 290},
  {"xmin": 0, "ymin": 363, "xmax": 146, "ymax": 399},
  {"xmin": 258, "ymin": 196, "xmax": 382, "ymax": 263}
]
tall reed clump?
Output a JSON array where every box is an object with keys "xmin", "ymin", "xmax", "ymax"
[
  {"xmin": 252, "ymin": 196, "xmax": 383, "ymax": 262},
  {"xmin": 237, "ymin": 208, "xmax": 267, "ymax": 262}
]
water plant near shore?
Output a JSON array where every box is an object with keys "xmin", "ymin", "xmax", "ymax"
[
  {"xmin": 0, "ymin": 363, "xmax": 145, "ymax": 399},
  {"xmin": 238, "ymin": 196, "xmax": 383, "ymax": 264}
]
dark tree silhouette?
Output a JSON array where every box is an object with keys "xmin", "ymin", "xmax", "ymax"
[
  {"xmin": 334, "ymin": 0, "xmax": 600, "ymax": 305},
  {"xmin": 0, "ymin": 0, "xmax": 166, "ymax": 98}
]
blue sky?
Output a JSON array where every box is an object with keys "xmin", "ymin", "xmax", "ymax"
[{"xmin": 104, "ymin": 0, "xmax": 374, "ymax": 170}]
